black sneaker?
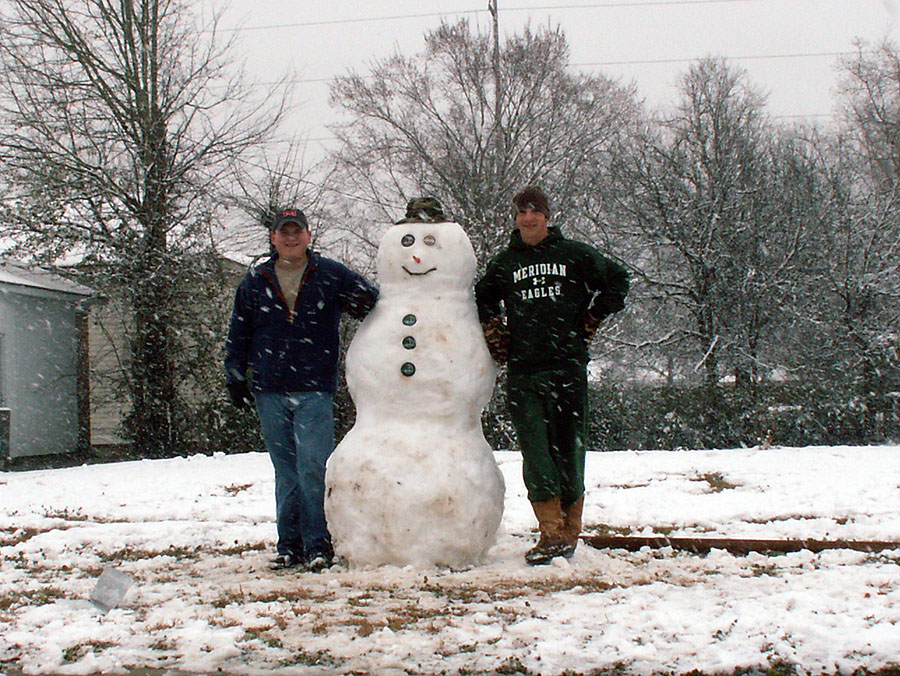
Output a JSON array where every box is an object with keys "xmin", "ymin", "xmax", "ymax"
[
  {"xmin": 303, "ymin": 553, "xmax": 334, "ymax": 573},
  {"xmin": 269, "ymin": 553, "xmax": 303, "ymax": 570}
]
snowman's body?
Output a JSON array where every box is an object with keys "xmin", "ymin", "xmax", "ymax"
[{"xmin": 325, "ymin": 221, "xmax": 505, "ymax": 567}]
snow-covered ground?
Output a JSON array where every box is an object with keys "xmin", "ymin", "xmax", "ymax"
[{"xmin": 1, "ymin": 445, "xmax": 899, "ymax": 675}]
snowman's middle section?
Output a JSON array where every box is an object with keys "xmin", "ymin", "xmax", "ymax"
[{"xmin": 346, "ymin": 294, "xmax": 493, "ymax": 428}]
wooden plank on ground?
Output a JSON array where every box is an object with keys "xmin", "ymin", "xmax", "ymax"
[{"xmin": 582, "ymin": 535, "xmax": 900, "ymax": 555}]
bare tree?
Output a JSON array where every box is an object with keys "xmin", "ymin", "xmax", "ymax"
[
  {"xmin": 756, "ymin": 128, "xmax": 836, "ymax": 375},
  {"xmin": 607, "ymin": 58, "xmax": 807, "ymax": 392},
  {"xmin": 222, "ymin": 139, "xmax": 343, "ymax": 260},
  {"xmin": 0, "ymin": 0, "xmax": 288, "ymax": 455},
  {"xmin": 327, "ymin": 19, "xmax": 640, "ymax": 267},
  {"xmin": 324, "ymin": 19, "xmax": 640, "ymax": 448},
  {"xmin": 810, "ymin": 40, "xmax": 900, "ymax": 404}
]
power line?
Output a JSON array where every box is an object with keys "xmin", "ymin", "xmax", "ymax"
[
  {"xmin": 242, "ymin": 49, "xmax": 856, "ymax": 87},
  {"xmin": 505, "ymin": 0, "xmax": 758, "ymax": 11},
  {"xmin": 222, "ymin": 9, "xmax": 480, "ymax": 32},
  {"xmin": 220, "ymin": 1, "xmax": 850, "ymax": 125},
  {"xmin": 223, "ymin": 0, "xmax": 759, "ymax": 33},
  {"xmin": 580, "ymin": 51, "xmax": 855, "ymax": 67}
]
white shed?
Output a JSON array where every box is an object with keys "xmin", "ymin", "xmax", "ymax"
[{"xmin": 0, "ymin": 263, "xmax": 96, "ymax": 461}]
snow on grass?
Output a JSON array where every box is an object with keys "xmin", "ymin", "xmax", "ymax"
[{"xmin": 1, "ymin": 446, "xmax": 899, "ymax": 675}]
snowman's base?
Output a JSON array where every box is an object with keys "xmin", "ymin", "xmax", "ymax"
[{"xmin": 325, "ymin": 425, "xmax": 505, "ymax": 568}]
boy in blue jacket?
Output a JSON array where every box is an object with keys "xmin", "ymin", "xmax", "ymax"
[{"xmin": 225, "ymin": 208, "xmax": 378, "ymax": 572}]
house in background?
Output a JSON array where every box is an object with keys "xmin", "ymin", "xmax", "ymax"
[
  {"xmin": 0, "ymin": 263, "xmax": 96, "ymax": 462},
  {"xmin": 86, "ymin": 292, "xmax": 132, "ymax": 450},
  {"xmin": 86, "ymin": 253, "xmax": 250, "ymax": 451},
  {"xmin": 0, "ymin": 250, "xmax": 253, "ymax": 461}
]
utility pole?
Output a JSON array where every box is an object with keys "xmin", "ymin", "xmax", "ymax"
[
  {"xmin": 488, "ymin": 0, "xmax": 503, "ymax": 174},
  {"xmin": 489, "ymin": 0, "xmax": 501, "ymax": 120}
]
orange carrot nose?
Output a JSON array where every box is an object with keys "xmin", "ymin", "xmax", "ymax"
[{"xmin": 413, "ymin": 255, "xmax": 421, "ymax": 264}]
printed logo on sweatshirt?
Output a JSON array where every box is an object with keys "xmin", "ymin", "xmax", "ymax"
[{"xmin": 512, "ymin": 263, "xmax": 567, "ymax": 301}]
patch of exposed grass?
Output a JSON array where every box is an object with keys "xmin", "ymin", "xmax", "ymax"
[
  {"xmin": 315, "ymin": 603, "xmax": 455, "ymax": 637},
  {"xmin": 224, "ymin": 483, "xmax": 254, "ymax": 496},
  {"xmin": 584, "ymin": 523, "xmax": 633, "ymax": 536},
  {"xmin": 148, "ymin": 638, "xmax": 178, "ymax": 651},
  {"xmin": 281, "ymin": 648, "xmax": 344, "ymax": 669},
  {"xmin": 745, "ymin": 514, "xmax": 849, "ymax": 526},
  {"xmin": 352, "ymin": 618, "xmax": 376, "ymax": 637},
  {"xmin": 397, "ymin": 574, "xmax": 618, "ymax": 604},
  {"xmin": 147, "ymin": 620, "xmax": 176, "ymax": 631},
  {"xmin": 651, "ymin": 525, "xmax": 679, "ymax": 536},
  {"xmin": 208, "ymin": 616, "xmax": 241, "ymax": 629},
  {"xmin": 606, "ymin": 481, "xmax": 652, "ymax": 490},
  {"xmin": 693, "ymin": 472, "xmax": 740, "ymax": 493},
  {"xmin": 219, "ymin": 541, "xmax": 267, "ymax": 556},
  {"xmin": 244, "ymin": 625, "xmax": 283, "ymax": 649},
  {"xmin": 751, "ymin": 563, "xmax": 781, "ymax": 577},
  {"xmin": 421, "ymin": 662, "xmax": 900, "ymax": 676},
  {"xmin": 99, "ymin": 545, "xmax": 201, "ymax": 563},
  {"xmin": 41, "ymin": 507, "xmax": 91, "ymax": 521},
  {"xmin": 4, "ymin": 585, "xmax": 69, "ymax": 609},
  {"xmin": 99, "ymin": 540, "xmax": 266, "ymax": 565},
  {"xmin": 346, "ymin": 593, "xmax": 373, "ymax": 607},
  {"xmin": 494, "ymin": 656, "xmax": 530, "ymax": 674},
  {"xmin": 213, "ymin": 586, "xmax": 329, "ymax": 609},
  {"xmin": 0, "ymin": 526, "xmax": 44, "ymax": 547},
  {"xmin": 63, "ymin": 642, "xmax": 115, "ymax": 663}
]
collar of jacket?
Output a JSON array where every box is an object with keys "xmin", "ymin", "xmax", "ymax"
[
  {"xmin": 258, "ymin": 249, "xmax": 319, "ymax": 272},
  {"xmin": 508, "ymin": 226, "xmax": 563, "ymax": 251},
  {"xmin": 256, "ymin": 250, "xmax": 319, "ymax": 322}
]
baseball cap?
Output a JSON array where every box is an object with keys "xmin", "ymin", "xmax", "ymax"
[{"xmin": 271, "ymin": 208, "xmax": 309, "ymax": 231}]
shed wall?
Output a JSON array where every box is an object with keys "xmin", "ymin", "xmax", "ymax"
[{"xmin": 0, "ymin": 289, "xmax": 81, "ymax": 457}]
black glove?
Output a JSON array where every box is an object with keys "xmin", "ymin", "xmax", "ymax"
[{"xmin": 227, "ymin": 381, "xmax": 254, "ymax": 409}]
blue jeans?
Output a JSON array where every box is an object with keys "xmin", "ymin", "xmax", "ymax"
[{"xmin": 255, "ymin": 391, "xmax": 335, "ymax": 559}]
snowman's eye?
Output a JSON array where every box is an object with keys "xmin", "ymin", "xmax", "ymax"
[
  {"xmin": 401, "ymin": 234, "xmax": 415, "ymax": 247},
  {"xmin": 423, "ymin": 234, "xmax": 436, "ymax": 246}
]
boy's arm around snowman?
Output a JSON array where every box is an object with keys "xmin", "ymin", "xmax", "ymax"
[{"xmin": 335, "ymin": 264, "xmax": 379, "ymax": 320}]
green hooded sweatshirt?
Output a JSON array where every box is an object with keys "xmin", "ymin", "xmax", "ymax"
[{"xmin": 475, "ymin": 226, "xmax": 629, "ymax": 374}]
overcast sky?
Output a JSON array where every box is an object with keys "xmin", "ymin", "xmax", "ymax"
[{"xmin": 210, "ymin": 0, "xmax": 900, "ymax": 158}]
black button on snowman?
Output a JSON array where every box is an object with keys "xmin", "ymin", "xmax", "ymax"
[
  {"xmin": 325, "ymin": 213, "xmax": 505, "ymax": 568},
  {"xmin": 401, "ymin": 315, "xmax": 417, "ymax": 376}
]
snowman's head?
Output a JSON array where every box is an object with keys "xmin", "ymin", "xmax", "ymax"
[{"xmin": 376, "ymin": 221, "xmax": 476, "ymax": 293}]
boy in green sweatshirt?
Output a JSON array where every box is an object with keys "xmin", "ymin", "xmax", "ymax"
[{"xmin": 475, "ymin": 186, "xmax": 629, "ymax": 565}]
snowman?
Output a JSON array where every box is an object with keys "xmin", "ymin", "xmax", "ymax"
[{"xmin": 324, "ymin": 198, "xmax": 505, "ymax": 568}]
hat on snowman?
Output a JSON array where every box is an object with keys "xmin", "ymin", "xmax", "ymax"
[{"xmin": 396, "ymin": 197, "xmax": 446, "ymax": 224}]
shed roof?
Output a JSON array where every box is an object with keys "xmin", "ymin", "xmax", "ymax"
[{"xmin": 0, "ymin": 262, "xmax": 95, "ymax": 297}]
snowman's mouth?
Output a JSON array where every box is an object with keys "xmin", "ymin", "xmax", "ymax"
[{"xmin": 402, "ymin": 266, "xmax": 437, "ymax": 276}]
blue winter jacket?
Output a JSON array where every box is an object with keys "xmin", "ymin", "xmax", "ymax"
[{"xmin": 225, "ymin": 251, "xmax": 378, "ymax": 394}]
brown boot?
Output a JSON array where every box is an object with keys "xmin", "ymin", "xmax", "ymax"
[
  {"xmin": 525, "ymin": 497, "xmax": 573, "ymax": 565},
  {"xmin": 562, "ymin": 496, "xmax": 584, "ymax": 553}
]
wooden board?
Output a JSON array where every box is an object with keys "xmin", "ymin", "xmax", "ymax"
[{"xmin": 582, "ymin": 535, "xmax": 900, "ymax": 555}]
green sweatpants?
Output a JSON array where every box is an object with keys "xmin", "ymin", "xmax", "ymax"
[{"xmin": 507, "ymin": 367, "xmax": 588, "ymax": 506}]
